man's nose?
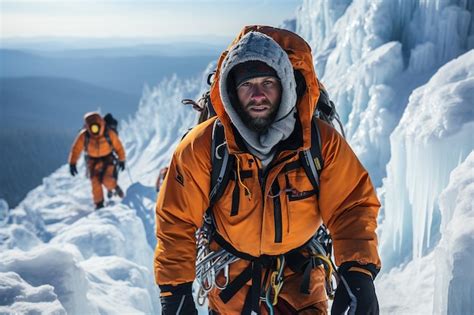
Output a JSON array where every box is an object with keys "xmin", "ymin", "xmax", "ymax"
[{"xmin": 250, "ymin": 86, "xmax": 266, "ymax": 102}]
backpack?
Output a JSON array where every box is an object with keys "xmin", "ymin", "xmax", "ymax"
[
  {"xmin": 185, "ymin": 72, "xmax": 345, "ymax": 308},
  {"xmin": 104, "ymin": 113, "xmax": 119, "ymax": 134}
]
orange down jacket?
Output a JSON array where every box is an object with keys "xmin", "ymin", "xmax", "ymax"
[
  {"xmin": 68, "ymin": 112, "xmax": 125, "ymax": 165},
  {"xmin": 154, "ymin": 25, "xmax": 381, "ymax": 309}
]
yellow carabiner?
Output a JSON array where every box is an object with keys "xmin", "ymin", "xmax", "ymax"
[
  {"xmin": 270, "ymin": 256, "xmax": 285, "ymax": 306},
  {"xmin": 270, "ymin": 272, "xmax": 284, "ymax": 305},
  {"xmin": 313, "ymin": 254, "xmax": 333, "ymax": 283},
  {"xmin": 312, "ymin": 253, "xmax": 337, "ymax": 299}
]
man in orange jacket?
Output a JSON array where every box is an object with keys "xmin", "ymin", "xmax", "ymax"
[
  {"xmin": 69, "ymin": 112, "xmax": 126, "ymax": 209},
  {"xmin": 155, "ymin": 26, "xmax": 381, "ymax": 315}
]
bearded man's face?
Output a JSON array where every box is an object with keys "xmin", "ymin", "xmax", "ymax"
[{"xmin": 235, "ymin": 76, "xmax": 281, "ymax": 133}]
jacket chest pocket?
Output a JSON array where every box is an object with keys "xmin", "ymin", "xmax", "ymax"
[{"xmin": 281, "ymin": 171, "xmax": 319, "ymax": 235}]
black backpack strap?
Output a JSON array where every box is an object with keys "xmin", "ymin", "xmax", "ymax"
[
  {"xmin": 310, "ymin": 118, "xmax": 324, "ymax": 171},
  {"xmin": 204, "ymin": 119, "xmax": 235, "ymax": 246},
  {"xmin": 104, "ymin": 128, "xmax": 113, "ymax": 148},
  {"xmin": 209, "ymin": 119, "xmax": 234, "ymax": 205},
  {"xmin": 299, "ymin": 117, "xmax": 323, "ymax": 196},
  {"xmin": 84, "ymin": 131, "xmax": 90, "ymax": 158},
  {"xmin": 104, "ymin": 128, "xmax": 118, "ymax": 164}
]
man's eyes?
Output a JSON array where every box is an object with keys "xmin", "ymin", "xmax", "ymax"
[
  {"xmin": 238, "ymin": 80, "xmax": 276, "ymax": 89},
  {"xmin": 263, "ymin": 80, "xmax": 275, "ymax": 86}
]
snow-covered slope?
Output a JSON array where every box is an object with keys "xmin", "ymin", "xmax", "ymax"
[{"xmin": 0, "ymin": 72, "xmax": 205, "ymax": 314}]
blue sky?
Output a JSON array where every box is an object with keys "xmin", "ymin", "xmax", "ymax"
[{"xmin": 0, "ymin": 0, "xmax": 301, "ymax": 40}]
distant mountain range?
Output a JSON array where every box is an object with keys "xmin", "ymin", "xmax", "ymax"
[
  {"xmin": 0, "ymin": 49, "xmax": 217, "ymax": 98},
  {"xmin": 23, "ymin": 42, "xmax": 226, "ymax": 58},
  {"xmin": 1, "ymin": 76, "xmax": 136, "ymax": 128}
]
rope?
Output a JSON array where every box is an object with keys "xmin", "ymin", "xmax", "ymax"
[{"xmin": 235, "ymin": 156, "xmax": 252, "ymax": 200}]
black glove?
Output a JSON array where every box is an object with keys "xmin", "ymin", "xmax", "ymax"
[
  {"xmin": 159, "ymin": 282, "xmax": 197, "ymax": 315},
  {"xmin": 331, "ymin": 262, "xmax": 379, "ymax": 315},
  {"xmin": 117, "ymin": 160, "xmax": 125, "ymax": 171},
  {"xmin": 69, "ymin": 164, "xmax": 78, "ymax": 176}
]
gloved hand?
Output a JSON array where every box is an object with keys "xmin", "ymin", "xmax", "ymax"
[
  {"xmin": 69, "ymin": 164, "xmax": 78, "ymax": 176},
  {"xmin": 159, "ymin": 282, "xmax": 197, "ymax": 315},
  {"xmin": 331, "ymin": 263, "xmax": 379, "ymax": 315},
  {"xmin": 117, "ymin": 160, "xmax": 125, "ymax": 171}
]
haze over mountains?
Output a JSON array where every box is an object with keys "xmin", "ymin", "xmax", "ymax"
[
  {"xmin": 0, "ymin": 40, "xmax": 222, "ymax": 207},
  {"xmin": 0, "ymin": 48, "xmax": 219, "ymax": 98}
]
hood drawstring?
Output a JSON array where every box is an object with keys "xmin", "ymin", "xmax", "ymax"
[{"xmin": 235, "ymin": 155, "xmax": 252, "ymax": 200}]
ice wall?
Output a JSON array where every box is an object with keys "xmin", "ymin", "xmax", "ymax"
[
  {"xmin": 292, "ymin": 0, "xmax": 474, "ymax": 187},
  {"xmin": 433, "ymin": 151, "xmax": 474, "ymax": 315},
  {"xmin": 380, "ymin": 50, "xmax": 474, "ymax": 270},
  {"xmin": 395, "ymin": 0, "xmax": 474, "ymax": 71},
  {"xmin": 294, "ymin": 0, "xmax": 352, "ymax": 76},
  {"xmin": 293, "ymin": 0, "xmax": 405, "ymax": 186}
]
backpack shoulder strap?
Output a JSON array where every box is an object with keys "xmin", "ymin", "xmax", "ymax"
[
  {"xmin": 310, "ymin": 118, "xmax": 324, "ymax": 171},
  {"xmin": 104, "ymin": 127, "xmax": 113, "ymax": 148},
  {"xmin": 208, "ymin": 117, "xmax": 323, "ymax": 203},
  {"xmin": 84, "ymin": 131, "xmax": 90, "ymax": 155},
  {"xmin": 299, "ymin": 117, "xmax": 323, "ymax": 197},
  {"xmin": 209, "ymin": 119, "xmax": 234, "ymax": 206}
]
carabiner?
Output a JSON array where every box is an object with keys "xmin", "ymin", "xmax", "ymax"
[
  {"xmin": 270, "ymin": 272, "xmax": 284, "ymax": 305},
  {"xmin": 215, "ymin": 263, "xmax": 230, "ymax": 290},
  {"xmin": 197, "ymin": 286, "xmax": 208, "ymax": 306},
  {"xmin": 270, "ymin": 255, "xmax": 285, "ymax": 305}
]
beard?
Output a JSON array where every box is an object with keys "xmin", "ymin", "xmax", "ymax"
[{"xmin": 234, "ymin": 99, "xmax": 280, "ymax": 133}]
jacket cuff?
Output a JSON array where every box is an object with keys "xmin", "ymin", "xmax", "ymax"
[
  {"xmin": 333, "ymin": 239, "xmax": 381, "ymax": 268},
  {"xmin": 159, "ymin": 281, "xmax": 193, "ymax": 297},
  {"xmin": 338, "ymin": 261, "xmax": 380, "ymax": 280}
]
